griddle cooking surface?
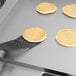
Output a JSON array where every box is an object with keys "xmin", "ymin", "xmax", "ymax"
[{"xmin": 0, "ymin": 0, "xmax": 76, "ymax": 76}]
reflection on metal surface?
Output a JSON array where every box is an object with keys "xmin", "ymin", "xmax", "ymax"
[
  {"xmin": 42, "ymin": 73, "xmax": 56, "ymax": 76},
  {"xmin": 0, "ymin": 57, "xmax": 75, "ymax": 76},
  {"xmin": 0, "ymin": 0, "xmax": 6, "ymax": 8},
  {"xmin": 0, "ymin": 36, "xmax": 41, "ymax": 75}
]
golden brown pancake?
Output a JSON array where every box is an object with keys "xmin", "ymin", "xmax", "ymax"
[
  {"xmin": 22, "ymin": 27, "xmax": 46, "ymax": 43},
  {"xmin": 56, "ymin": 29, "xmax": 76, "ymax": 47},
  {"xmin": 63, "ymin": 4, "xmax": 76, "ymax": 18},
  {"xmin": 36, "ymin": 2, "xmax": 57, "ymax": 14}
]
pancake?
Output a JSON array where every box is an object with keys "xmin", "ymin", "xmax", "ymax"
[
  {"xmin": 36, "ymin": 2, "xmax": 57, "ymax": 14},
  {"xmin": 56, "ymin": 29, "xmax": 76, "ymax": 47},
  {"xmin": 22, "ymin": 27, "xmax": 46, "ymax": 43},
  {"xmin": 63, "ymin": 4, "xmax": 76, "ymax": 18}
]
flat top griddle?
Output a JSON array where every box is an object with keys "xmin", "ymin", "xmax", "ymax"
[{"xmin": 0, "ymin": 0, "xmax": 76, "ymax": 76}]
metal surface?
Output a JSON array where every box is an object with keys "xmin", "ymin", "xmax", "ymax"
[
  {"xmin": 42, "ymin": 73, "xmax": 58, "ymax": 76},
  {"xmin": 0, "ymin": 35, "xmax": 73, "ymax": 75},
  {"xmin": 0, "ymin": 0, "xmax": 19, "ymax": 25},
  {"xmin": 0, "ymin": 0, "xmax": 6, "ymax": 8},
  {"xmin": 0, "ymin": 0, "xmax": 76, "ymax": 76},
  {"xmin": 0, "ymin": 57, "xmax": 74, "ymax": 76}
]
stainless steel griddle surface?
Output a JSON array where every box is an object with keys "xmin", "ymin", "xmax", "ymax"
[{"xmin": 0, "ymin": 0, "xmax": 76, "ymax": 76}]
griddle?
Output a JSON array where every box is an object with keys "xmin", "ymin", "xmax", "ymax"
[{"xmin": 0, "ymin": 0, "xmax": 76, "ymax": 76}]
